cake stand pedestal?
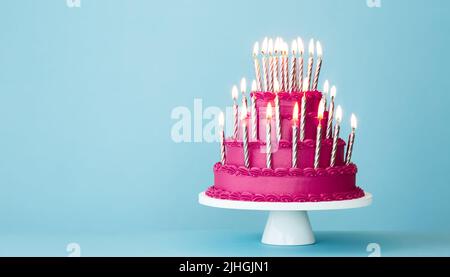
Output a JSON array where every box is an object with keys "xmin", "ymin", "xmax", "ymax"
[{"xmin": 198, "ymin": 192, "xmax": 372, "ymax": 246}]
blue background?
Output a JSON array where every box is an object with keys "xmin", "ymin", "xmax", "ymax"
[{"xmin": 0, "ymin": 0, "xmax": 449, "ymax": 256}]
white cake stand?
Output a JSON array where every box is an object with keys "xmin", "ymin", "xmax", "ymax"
[{"xmin": 198, "ymin": 192, "xmax": 372, "ymax": 246}]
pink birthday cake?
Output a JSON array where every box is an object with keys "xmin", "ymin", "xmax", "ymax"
[{"xmin": 205, "ymin": 37, "xmax": 365, "ymax": 203}]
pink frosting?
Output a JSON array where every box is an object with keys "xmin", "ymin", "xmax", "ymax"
[
  {"xmin": 224, "ymin": 138, "xmax": 346, "ymax": 169},
  {"xmin": 205, "ymin": 185, "xmax": 365, "ymax": 202},
  {"xmin": 209, "ymin": 90, "xmax": 364, "ymax": 203},
  {"xmin": 213, "ymin": 162, "xmax": 358, "ymax": 196},
  {"xmin": 250, "ymin": 91, "xmax": 326, "ymax": 141}
]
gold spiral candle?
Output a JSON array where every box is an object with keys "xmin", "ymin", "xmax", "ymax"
[
  {"xmin": 232, "ymin": 86, "xmax": 239, "ymax": 140},
  {"xmin": 345, "ymin": 114, "xmax": 357, "ymax": 165},
  {"xmin": 330, "ymin": 106, "xmax": 342, "ymax": 167},
  {"xmin": 289, "ymin": 40, "xmax": 298, "ymax": 93},
  {"xmin": 314, "ymin": 99, "xmax": 325, "ymax": 169},
  {"xmin": 219, "ymin": 112, "xmax": 226, "ymax": 165},
  {"xmin": 299, "ymin": 77, "xmax": 309, "ymax": 141},
  {"xmin": 326, "ymin": 86, "xmax": 336, "ymax": 139},
  {"xmin": 261, "ymin": 37, "xmax": 269, "ymax": 92},
  {"xmin": 322, "ymin": 80, "xmax": 329, "ymax": 110},
  {"xmin": 241, "ymin": 102, "xmax": 250, "ymax": 168},
  {"xmin": 312, "ymin": 41, "xmax": 323, "ymax": 91},
  {"xmin": 268, "ymin": 38, "xmax": 274, "ymax": 92},
  {"xmin": 240, "ymin": 77, "xmax": 247, "ymax": 108},
  {"xmin": 306, "ymin": 39, "xmax": 315, "ymax": 91},
  {"xmin": 250, "ymin": 80, "xmax": 258, "ymax": 141},
  {"xmin": 282, "ymin": 42, "xmax": 289, "ymax": 92},
  {"xmin": 252, "ymin": 42, "xmax": 263, "ymax": 92},
  {"xmin": 266, "ymin": 103, "xmax": 273, "ymax": 169},
  {"xmin": 274, "ymin": 79, "xmax": 281, "ymax": 142},
  {"xmin": 292, "ymin": 102, "xmax": 299, "ymax": 168},
  {"xmin": 274, "ymin": 38, "xmax": 281, "ymax": 89},
  {"xmin": 297, "ymin": 37, "xmax": 304, "ymax": 92}
]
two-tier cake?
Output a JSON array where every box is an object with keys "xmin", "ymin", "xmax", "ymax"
[{"xmin": 205, "ymin": 37, "xmax": 365, "ymax": 203}]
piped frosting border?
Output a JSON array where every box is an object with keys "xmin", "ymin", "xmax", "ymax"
[
  {"xmin": 206, "ymin": 185, "xmax": 365, "ymax": 202},
  {"xmin": 213, "ymin": 162, "xmax": 357, "ymax": 177}
]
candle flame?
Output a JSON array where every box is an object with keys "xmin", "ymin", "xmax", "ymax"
[
  {"xmin": 279, "ymin": 39, "xmax": 285, "ymax": 54},
  {"xmin": 251, "ymin": 80, "xmax": 257, "ymax": 92},
  {"xmin": 330, "ymin": 85, "xmax": 337, "ymax": 98},
  {"xmin": 241, "ymin": 101, "xmax": 248, "ymax": 120},
  {"xmin": 261, "ymin": 37, "xmax": 267, "ymax": 55},
  {"xmin": 268, "ymin": 38, "xmax": 274, "ymax": 54},
  {"xmin": 283, "ymin": 41, "xmax": 289, "ymax": 55},
  {"xmin": 293, "ymin": 102, "xmax": 299, "ymax": 121},
  {"xmin": 266, "ymin": 103, "xmax": 273, "ymax": 120},
  {"xmin": 253, "ymin": 41, "xmax": 259, "ymax": 57},
  {"xmin": 232, "ymin": 85, "xmax": 239, "ymax": 100},
  {"xmin": 308, "ymin": 39, "xmax": 315, "ymax": 56},
  {"xmin": 335, "ymin": 105, "xmax": 343, "ymax": 123},
  {"xmin": 261, "ymin": 37, "xmax": 268, "ymax": 54},
  {"xmin": 323, "ymin": 80, "xmax": 329, "ymax": 95},
  {"xmin": 291, "ymin": 40, "xmax": 298, "ymax": 55},
  {"xmin": 302, "ymin": 77, "xmax": 309, "ymax": 92},
  {"xmin": 297, "ymin": 37, "xmax": 304, "ymax": 54},
  {"xmin": 351, "ymin": 113, "xmax": 357, "ymax": 129},
  {"xmin": 274, "ymin": 78, "xmax": 280, "ymax": 92},
  {"xmin": 274, "ymin": 37, "xmax": 280, "ymax": 54},
  {"xmin": 316, "ymin": 41, "xmax": 323, "ymax": 58},
  {"xmin": 240, "ymin": 77, "xmax": 247, "ymax": 93},
  {"xmin": 219, "ymin": 112, "xmax": 224, "ymax": 127},
  {"xmin": 318, "ymin": 99, "xmax": 325, "ymax": 120}
]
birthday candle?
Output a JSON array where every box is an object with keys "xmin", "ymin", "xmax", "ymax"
[
  {"xmin": 252, "ymin": 42, "xmax": 263, "ymax": 92},
  {"xmin": 330, "ymin": 105, "xmax": 342, "ymax": 167},
  {"xmin": 289, "ymin": 40, "xmax": 298, "ymax": 93},
  {"xmin": 322, "ymin": 80, "xmax": 329, "ymax": 110},
  {"xmin": 314, "ymin": 99, "xmax": 325, "ymax": 169},
  {"xmin": 240, "ymin": 77, "xmax": 247, "ymax": 107},
  {"xmin": 274, "ymin": 79, "xmax": 282, "ymax": 142},
  {"xmin": 241, "ymin": 102, "xmax": 250, "ymax": 168},
  {"xmin": 232, "ymin": 85, "xmax": 239, "ymax": 140},
  {"xmin": 345, "ymin": 114, "xmax": 357, "ymax": 165},
  {"xmin": 261, "ymin": 37, "xmax": 269, "ymax": 91},
  {"xmin": 250, "ymin": 80, "xmax": 258, "ymax": 141},
  {"xmin": 326, "ymin": 85, "xmax": 336, "ymax": 139},
  {"xmin": 297, "ymin": 37, "xmax": 304, "ymax": 91},
  {"xmin": 266, "ymin": 103, "xmax": 273, "ymax": 169},
  {"xmin": 274, "ymin": 38, "xmax": 281, "ymax": 88},
  {"xmin": 306, "ymin": 39, "xmax": 315, "ymax": 91},
  {"xmin": 268, "ymin": 38, "xmax": 274, "ymax": 91},
  {"xmin": 299, "ymin": 77, "xmax": 309, "ymax": 141},
  {"xmin": 292, "ymin": 102, "xmax": 299, "ymax": 168},
  {"xmin": 312, "ymin": 41, "xmax": 323, "ymax": 91},
  {"xmin": 219, "ymin": 112, "xmax": 226, "ymax": 165},
  {"xmin": 282, "ymin": 41, "xmax": 289, "ymax": 92},
  {"xmin": 302, "ymin": 78, "xmax": 309, "ymax": 93}
]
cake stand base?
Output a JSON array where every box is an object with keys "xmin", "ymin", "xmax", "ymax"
[
  {"xmin": 199, "ymin": 192, "xmax": 372, "ymax": 246},
  {"xmin": 262, "ymin": 211, "xmax": 315, "ymax": 245}
]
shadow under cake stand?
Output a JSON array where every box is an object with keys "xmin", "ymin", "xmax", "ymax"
[{"xmin": 198, "ymin": 191, "xmax": 372, "ymax": 246}]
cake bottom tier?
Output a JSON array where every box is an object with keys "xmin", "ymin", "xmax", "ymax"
[{"xmin": 209, "ymin": 162, "xmax": 365, "ymax": 202}]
